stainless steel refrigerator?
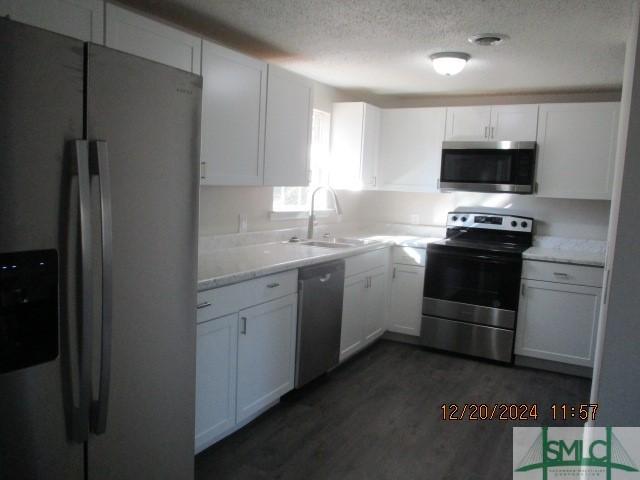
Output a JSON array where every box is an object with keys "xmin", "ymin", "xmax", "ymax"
[{"xmin": 0, "ymin": 18, "xmax": 201, "ymax": 480}]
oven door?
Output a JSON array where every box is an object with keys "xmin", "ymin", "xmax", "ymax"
[
  {"xmin": 423, "ymin": 244, "xmax": 522, "ymax": 329},
  {"xmin": 439, "ymin": 141, "xmax": 536, "ymax": 194}
]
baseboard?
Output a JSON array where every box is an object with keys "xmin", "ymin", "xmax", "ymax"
[
  {"xmin": 382, "ymin": 330, "xmax": 422, "ymax": 345},
  {"xmin": 515, "ymin": 355, "xmax": 592, "ymax": 378}
]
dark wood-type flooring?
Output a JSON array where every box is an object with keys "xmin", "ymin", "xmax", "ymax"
[{"xmin": 196, "ymin": 340, "xmax": 589, "ymax": 480}]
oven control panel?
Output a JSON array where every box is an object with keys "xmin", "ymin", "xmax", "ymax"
[{"xmin": 446, "ymin": 212, "xmax": 533, "ymax": 233}]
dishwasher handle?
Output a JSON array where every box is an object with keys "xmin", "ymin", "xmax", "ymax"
[{"xmin": 318, "ymin": 273, "xmax": 332, "ymax": 283}]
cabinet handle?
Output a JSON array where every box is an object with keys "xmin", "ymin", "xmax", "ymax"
[
  {"xmin": 553, "ymin": 272, "xmax": 569, "ymax": 278},
  {"xmin": 372, "ymin": 176, "xmax": 377, "ymax": 187},
  {"xmin": 392, "ymin": 267, "xmax": 397, "ymax": 279},
  {"xmin": 266, "ymin": 282, "xmax": 280, "ymax": 288},
  {"xmin": 196, "ymin": 301, "xmax": 212, "ymax": 309},
  {"xmin": 521, "ymin": 283, "xmax": 525, "ymax": 296},
  {"xmin": 484, "ymin": 126, "xmax": 488, "ymax": 138},
  {"xmin": 490, "ymin": 126, "xmax": 495, "ymax": 139},
  {"xmin": 200, "ymin": 161, "xmax": 206, "ymax": 180},
  {"xmin": 240, "ymin": 317, "xmax": 247, "ymax": 335}
]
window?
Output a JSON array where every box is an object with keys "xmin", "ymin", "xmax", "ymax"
[{"xmin": 272, "ymin": 109, "xmax": 331, "ymax": 214}]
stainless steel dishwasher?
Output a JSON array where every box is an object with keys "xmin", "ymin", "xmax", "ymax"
[{"xmin": 295, "ymin": 259, "xmax": 345, "ymax": 388}]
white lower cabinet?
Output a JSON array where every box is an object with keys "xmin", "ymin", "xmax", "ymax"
[
  {"xmin": 364, "ymin": 267, "xmax": 387, "ymax": 341},
  {"xmin": 195, "ymin": 313, "xmax": 237, "ymax": 453},
  {"xmin": 340, "ymin": 250, "xmax": 389, "ymax": 362},
  {"xmin": 388, "ymin": 264, "xmax": 425, "ymax": 336},
  {"xmin": 236, "ymin": 294, "xmax": 298, "ymax": 422},
  {"xmin": 195, "ymin": 271, "xmax": 297, "ymax": 452},
  {"xmin": 515, "ymin": 278, "xmax": 601, "ymax": 367},
  {"xmin": 340, "ymin": 274, "xmax": 367, "ymax": 360}
]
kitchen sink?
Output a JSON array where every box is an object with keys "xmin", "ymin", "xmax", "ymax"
[{"xmin": 300, "ymin": 240, "xmax": 354, "ymax": 249}]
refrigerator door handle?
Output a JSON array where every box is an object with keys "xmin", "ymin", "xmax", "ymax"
[
  {"xmin": 90, "ymin": 141, "xmax": 113, "ymax": 435},
  {"xmin": 72, "ymin": 140, "xmax": 93, "ymax": 442}
]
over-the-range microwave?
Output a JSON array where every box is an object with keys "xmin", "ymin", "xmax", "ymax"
[{"xmin": 438, "ymin": 141, "xmax": 537, "ymax": 194}]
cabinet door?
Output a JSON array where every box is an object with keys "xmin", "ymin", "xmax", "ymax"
[
  {"xmin": 388, "ymin": 265, "xmax": 425, "ymax": 336},
  {"xmin": 489, "ymin": 104, "xmax": 538, "ymax": 141},
  {"xmin": 515, "ymin": 280, "xmax": 601, "ymax": 367},
  {"xmin": 105, "ymin": 3, "xmax": 201, "ymax": 73},
  {"xmin": 195, "ymin": 314, "xmax": 237, "ymax": 453},
  {"xmin": 445, "ymin": 106, "xmax": 491, "ymax": 141},
  {"xmin": 378, "ymin": 107, "xmax": 446, "ymax": 192},
  {"xmin": 236, "ymin": 294, "xmax": 297, "ymax": 422},
  {"xmin": 363, "ymin": 266, "xmax": 388, "ymax": 342},
  {"xmin": 330, "ymin": 102, "xmax": 364, "ymax": 189},
  {"xmin": 263, "ymin": 66, "xmax": 313, "ymax": 186},
  {"xmin": 536, "ymin": 102, "xmax": 619, "ymax": 199},
  {"xmin": 2, "ymin": 0, "xmax": 103, "ymax": 42},
  {"xmin": 340, "ymin": 274, "xmax": 366, "ymax": 361},
  {"xmin": 361, "ymin": 104, "xmax": 381, "ymax": 189},
  {"xmin": 200, "ymin": 40, "xmax": 267, "ymax": 186}
]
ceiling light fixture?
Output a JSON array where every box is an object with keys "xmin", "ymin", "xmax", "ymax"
[
  {"xmin": 468, "ymin": 33, "xmax": 509, "ymax": 46},
  {"xmin": 429, "ymin": 52, "xmax": 470, "ymax": 76}
]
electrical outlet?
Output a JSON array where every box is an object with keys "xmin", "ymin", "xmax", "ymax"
[
  {"xmin": 238, "ymin": 214, "xmax": 248, "ymax": 233},
  {"xmin": 409, "ymin": 214, "xmax": 420, "ymax": 225}
]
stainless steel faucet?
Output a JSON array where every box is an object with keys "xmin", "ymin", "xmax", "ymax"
[{"xmin": 307, "ymin": 186, "xmax": 343, "ymax": 239}]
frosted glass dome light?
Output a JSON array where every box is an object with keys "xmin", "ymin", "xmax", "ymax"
[{"xmin": 430, "ymin": 52, "xmax": 470, "ymax": 76}]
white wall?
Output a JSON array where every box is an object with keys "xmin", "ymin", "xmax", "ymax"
[
  {"xmin": 353, "ymin": 191, "xmax": 610, "ymax": 239},
  {"xmin": 592, "ymin": 1, "xmax": 640, "ymax": 426}
]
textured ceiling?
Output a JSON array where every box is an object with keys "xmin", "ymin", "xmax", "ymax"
[{"xmin": 121, "ymin": 0, "xmax": 633, "ymax": 96}]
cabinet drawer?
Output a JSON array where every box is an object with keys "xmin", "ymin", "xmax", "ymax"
[
  {"xmin": 345, "ymin": 248, "xmax": 389, "ymax": 277},
  {"xmin": 392, "ymin": 246, "xmax": 426, "ymax": 267},
  {"xmin": 197, "ymin": 270, "xmax": 298, "ymax": 323},
  {"xmin": 522, "ymin": 260, "xmax": 603, "ymax": 287}
]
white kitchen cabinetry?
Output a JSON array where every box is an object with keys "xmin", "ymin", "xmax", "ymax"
[
  {"xmin": 1, "ymin": 0, "xmax": 103, "ymax": 42},
  {"xmin": 388, "ymin": 246, "xmax": 426, "ymax": 336},
  {"xmin": 535, "ymin": 102, "xmax": 619, "ymax": 199},
  {"xmin": 515, "ymin": 261, "xmax": 603, "ymax": 368},
  {"xmin": 105, "ymin": 3, "xmax": 201, "ymax": 73},
  {"xmin": 195, "ymin": 270, "xmax": 297, "ymax": 451},
  {"xmin": 340, "ymin": 249, "xmax": 389, "ymax": 362},
  {"xmin": 199, "ymin": 40, "xmax": 267, "ymax": 186},
  {"xmin": 445, "ymin": 104, "xmax": 538, "ymax": 141},
  {"xmin": 195, "ymin": 313, "xmax": 237, "ymax": 453},
  {"xmin": 389, "ymin": 265, "xmax": 425, "ymax": 336},
  {"xmin": 330, "ymin": 102, "xmax": 381, "ymax": 189},
  {"xmin": 236, "ymin": 293, "xmax": 297, "ymax": 422},
  {"xmin": 377, "ymin": 108, "xmax": 446, "ymax": 192},
  {"xmin": 263, "ymin": 65, "xmax": 313, "ymax": 186}
]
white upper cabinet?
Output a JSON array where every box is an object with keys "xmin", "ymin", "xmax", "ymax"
[
  {"xmin": 445, "ymin": 104, "xmax": 538, "ymax": 141},
  {"xmin": 536, "ymin": 102, "xmax": 619, "ymax": 199},
  {"xmin": 445, "ymin": 106, "xmax": 491, "ymax": 140},
  {"xmin": 330, "ymin": 102, "xmax": 380, "ymax": 189},
  {"xmin": 378, "ymin": 107, "xmax": 446, "ymax": 192},
  {"xmin": 263, "ymin": 65, "xmax": 313, "ymax": 186},
  {"xmin": 199, "ymin": 40, "xmax": 267, "ymax": 186},
  {"xmin": 105, "ymin": 3, "xmax": 201, "ymax": 74},
  {"xmin": 2, "ymin": 0, "xmax": 103, "ymax": 42},
  {"xmin": 489, "ymin": 104, "xmax": 539, "ymax": 141}
]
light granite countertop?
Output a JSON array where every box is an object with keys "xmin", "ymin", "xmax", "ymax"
[
  {"xmin": 198, "ymin": 226, "xmax": 607, "ymax": 290},
  {"xmin": 198, "ymin": 234, "xmax": 441, "ymax": 291},
  {"xmin": 522, "ymin": 247, "xmax": 605, "ymax": 267}
]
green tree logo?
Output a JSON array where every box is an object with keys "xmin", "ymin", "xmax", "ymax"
[{"xmin": 515, "ymin": 427, "xmax": 639, "ymax": 479}]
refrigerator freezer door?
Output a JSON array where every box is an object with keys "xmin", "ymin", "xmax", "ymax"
[
  {"xmin": 0, "ymin": 19, "xmax": 85, "ymax": 480},
  {"xmin": 85, "ymin": 45, "xmax": 201, "ymax": 480}
]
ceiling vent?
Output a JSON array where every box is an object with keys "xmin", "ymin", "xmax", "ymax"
[{"xmin": 468, "ymin": 33, "xmax": 509, "ymax": 46}]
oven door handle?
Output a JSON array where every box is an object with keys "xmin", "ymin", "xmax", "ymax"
[{"xmin": 426, "ymin": 247, "xmax": 522, "ymax": 264}]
